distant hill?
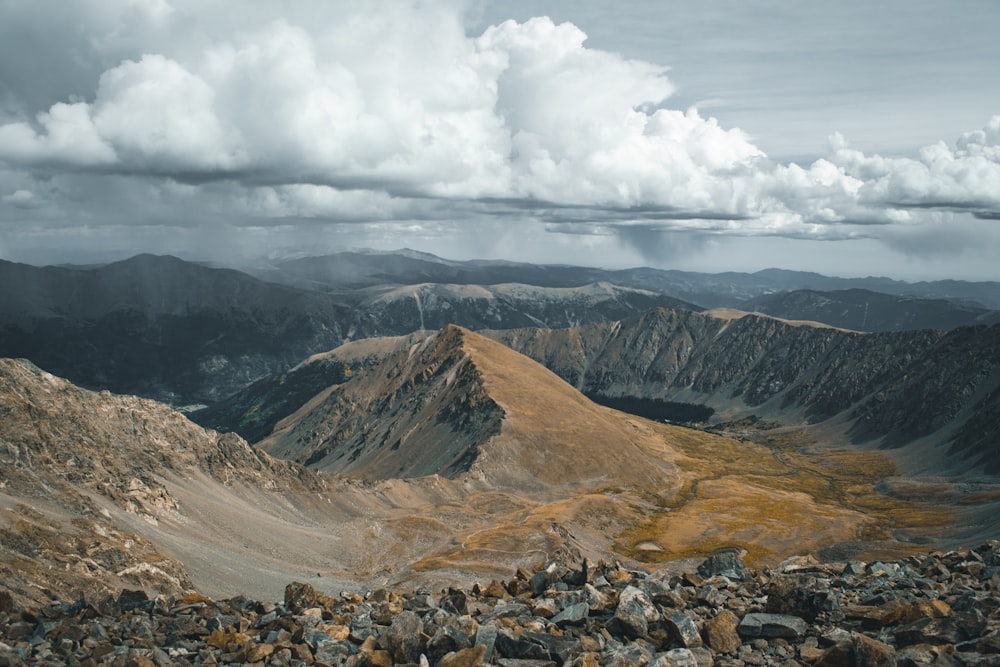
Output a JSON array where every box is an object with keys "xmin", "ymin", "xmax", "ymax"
[
  {"xmin": 0, "ymin": 255, "xmax": 698, "ymax": 405},
  {"xmin": 739, "ymin": 288, "xmax": 1000, "ymax": 332},
  {"xmin": 0, "ymin": 254, "xmax": 354, "ymax": 404},
  {"xmin": 247, "ymin": 249, "xmax": 1000, "ymax": 310}
]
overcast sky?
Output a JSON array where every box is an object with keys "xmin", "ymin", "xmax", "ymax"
[{"xmin": 1, "ymin": 0, "xmax": 999, "ymax": 280}]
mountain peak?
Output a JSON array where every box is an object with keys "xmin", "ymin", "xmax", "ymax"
[{"xmin": 261, "ymin": 325, "xmax": 679, "ymax": 491}]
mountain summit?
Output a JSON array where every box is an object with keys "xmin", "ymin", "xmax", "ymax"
[{"xmin": 261, "ymin": 325, "xmax": 678, "ymax": 491}]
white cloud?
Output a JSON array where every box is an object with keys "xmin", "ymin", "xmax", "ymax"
[
  {"xmin": 0, "ymin": 0, "xmax": 998, "ymax": 275},
  {"xmin": 92, "ymin": 54, "xmax": 242, "ymax": 172},
  {"xmin": 0, "ymin": 102, "xmax": 117, "ymax": 166},
  {"xmin": 832, "ymin": 115, "xmax": 1000, "ymax": 211}
]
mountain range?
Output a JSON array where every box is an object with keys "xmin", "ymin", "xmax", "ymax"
[
  {"xmin": 2, "ymin": 250, "xmax": 998, "ymax": 408},
  {"xmin": 2, "ymin": 249, "xmax": 999, "ymax": 609},
  {"xmin": 198, "ymin": 306, "xmax": 1000, "ymax": 476},
  {"xmin": 7, "ymin": 321, "xmax": 994, "ymax": 608}
]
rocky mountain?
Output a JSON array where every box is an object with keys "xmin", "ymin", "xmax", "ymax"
[
  {"xmin": 0, "ymin": 255, "xmax": 698, "ymax": 407},
  {"xmin": 259, "ymin": 326, "xmax": 678, "ymax": 492},
  {"xmin": 9, "ymin": 320, "xmax": 986, "ymax": 611},
  {"xmin": 193, "ymin": 333, "xmax": 427, "ymax": 443},
  {"xmin": 352, "ymin": 281, "xmax": 699, "ymax": 332},
  {"xmin": 0, "ymin": 255, "xmax": 354, "ymax": 405},
  {"xmin": 0, "ymin": 357, "xmax": 339, "ymax": 605},
  {"xmin": 740, "ymin": 288, "xmax": 1000, "ymax": 332},
  {"xmin": 196, "ymin": 307, "xmax": 1000, "ymax": 476},
  {"xmin": 488, "ymin": 308, "xmax": 1000, "ymax": 474}
]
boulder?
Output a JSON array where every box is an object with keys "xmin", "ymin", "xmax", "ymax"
[
  {"xmin": 703, "ymin": 610, "xmax": 741, "ymax": 654},
  {"xmin": 766, "ymin": 574, "xmax": 839, "ymax": 622},
  {"xmin": 698, "ymin": 550, "xmax": 750, "ymax": 581},
  {"xmin": 664, "ymin": 612, "xmax": 703, "ymax": 648},
  {"xmin": 386, "ymin": 610, "xmax": 427, "ymax": 664},
  {"xmin": 737, "ymin": 613, "xmax": 808, "ymax": 640}
]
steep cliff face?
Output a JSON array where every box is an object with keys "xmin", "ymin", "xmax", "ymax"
[{"xmin": 486, "ymin": 309, "xmax": 1000, "ymax": 471}]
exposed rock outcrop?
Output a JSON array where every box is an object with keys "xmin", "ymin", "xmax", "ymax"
[{"xmin": 3, "ymin": 545, "xmax": 999, "ymax": 666}]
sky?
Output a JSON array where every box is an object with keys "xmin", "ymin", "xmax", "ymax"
[{"xmin": 1, "ymin": 0, "xmax": 999, "ymax": 281}]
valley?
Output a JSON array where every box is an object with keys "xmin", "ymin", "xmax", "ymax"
[{"xmin": 1, "ymin": 251, "xmax": 999, "ymax": 665}]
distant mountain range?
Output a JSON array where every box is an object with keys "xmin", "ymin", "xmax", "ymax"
[
  {"xmin": 0, "ymin": 253, "xmax": 694, "ymax": 405},
  {"xmin": 1, "ymin": 249, "xmax": 998, "ymax": 409},
  {"xmin": 9, "ymin": 322, "xmax": 993, "ymax": 606},
  {"xmin": 738, "ymin": 288, "xmax": 1000, "ymax": 332},
  {"xmin": 244, "ymin": 249, "xmax": 1000, "ymax": 310}
]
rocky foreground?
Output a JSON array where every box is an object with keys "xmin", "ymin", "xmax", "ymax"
[{"xmin": 2, "ymin": 544, "xmax": 1000, "ymax": 667}]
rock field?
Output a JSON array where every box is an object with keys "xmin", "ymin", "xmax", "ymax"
[{"xmin": 3, "ymin": 543, "xmax": 1000, "ymax": 666}]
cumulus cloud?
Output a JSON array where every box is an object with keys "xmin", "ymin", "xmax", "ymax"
[
  {"xmin": 831, "ymin": 116, "xmax": 1000, "ymax": 213},
  {"xmin": 0, "ymin": 0, "xmax": 998, "ymax": 273}
]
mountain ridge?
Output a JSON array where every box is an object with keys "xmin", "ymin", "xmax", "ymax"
[
  {"xmin": 260, "ymin": 325, "xmax": 680, "ymax": 492},
  {"xmin": 200, "ymin": 306, "xmax": 1000, "ymax": 477},
  {"xmin": 250, "ymin": 249, "xmax": 1000, "ymax": 310}
]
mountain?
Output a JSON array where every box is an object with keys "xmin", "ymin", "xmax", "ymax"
[
  {"xmin": 0, "ymin": 357, "xmax": 338, "ymax": 604},
  {"xmin": 248, "ymin": 249, "xmax": 602, "ymax": 291},
  {"xmin": 193, "ymin": 307, "xmax": 1000, "ymax": 476},
  {"xmin": 192, "ymin": 333, "xmax": 428, "ymax": 442},
  {"xmin": 487, "ymin": 308, "xmax": 1000, "ymax": 474},
  {"xmin": 0, "ymin": 255, "xmax": 353, "ymax": 405},
  {"xmin": 251, "ymin": 249, "xmax": 1000, "ymax": 311},
  {"xmin": 739, "ymin": 288, "xmax": 1000, "ymax": 332},
  {"xmin": 5, "ymin": 323, "xmax": 998, "ymax": 607},
  {"xmin": 0, "ymin": 255, "xmax": 698, "ymax": 406},
  {"xmin": 203, "ymin": 322, "xmax": 999, "ymax": 571},
  {"xmin": 352, "ymin": 281, "xmax": 699, "ymax": 331},
  {"xmin": 259, "ymin": 326, "xmax": 678, "ymax": 491}
]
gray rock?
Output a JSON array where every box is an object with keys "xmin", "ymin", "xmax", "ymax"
[
  {"xmin": 609, "ymin": 586, "xmax": 660, "ymax": 639},
  {"xmin": 552, "ymin": 602, "xmax": 590, "ymax": 627},
  {"xmin": 475, "ymin": 623, "xmax": 499, "ymax": 663},
  {"xmin": 427, "ymin": 623, "xmax": 473, "ymax": 662},
  {"xmin": 664, "ymin": 611, "xmax": 703, "ymax": 648},
  {"xmin": 521, "ymin": 632, "xmax": 584, "ymax": 663},
  {"xmin": 495, "ymin": 629, "xmax": 551, "ymax": 661},
  {"xmin": 766, "ymin": 573, "xmax": 839, "ymax": 622},
  {"xmin": 602, "ymin": 640, "xmax": 656, "ymax": 667},
  {"xmin": 893, "ymin": 616, "xmax": 965, "ymax": 647},
  {"xmin": 698, "ymin": 550, "xmax": 750, "ymax": 581},
  {"xmin": 737, "ymin": 613, "xmax": 808, "ymax": 640},
  {"xmin": 386, "ymin": 610, "xmax": 427, "ymax": 664},
  {"xmin": 652, "ymin": 648, "xmax": 699, "ymax": 667}
]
